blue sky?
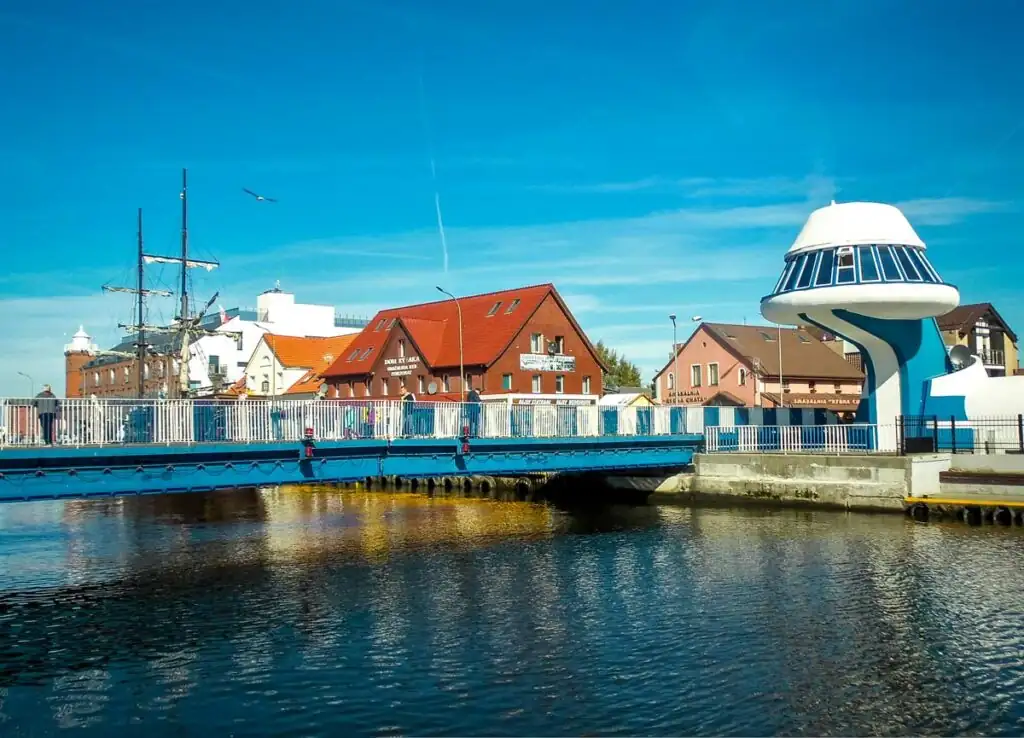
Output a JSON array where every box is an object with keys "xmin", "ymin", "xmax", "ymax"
[{"xmin": 1, "ymin": 0, "xmax": 1022, "ymax": 392}]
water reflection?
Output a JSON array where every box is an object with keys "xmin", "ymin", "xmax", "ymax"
[{"xmin": 0, "ymin": 489, "xmax": 1023, "ymax": 736}]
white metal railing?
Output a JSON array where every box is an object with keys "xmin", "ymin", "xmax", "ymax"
[
  {"xmin": 0, "ymin": 398, "xmax": 699, "ymax": 448},
  {"xmin": 705, "ymin": 424, "xmax": 896, "ymax": 454}
]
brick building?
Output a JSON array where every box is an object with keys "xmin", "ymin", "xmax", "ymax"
[
  {"xmin": 653, "ymin": 322, "xmax": 864, "ymax": 412},
  {"xmin": 321, "ymin": 284, "xmax": 606, "ymax": 400},
  {"xmin": 65, "ymin": 326, "xmax": 180, "ymax": 399}
]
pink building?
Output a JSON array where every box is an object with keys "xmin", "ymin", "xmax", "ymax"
[{"xmin": 653, "ymin": 322, "xmax": 864, "ymax": 413}]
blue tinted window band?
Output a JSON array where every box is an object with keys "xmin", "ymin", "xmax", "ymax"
[
  {"xmin": 895, "ymin": 247, "xmax": 922, "ymax": 281},
  {"xmin": 814, "ymin": 249, "xmax": 835, "ymax": 286},
  {"xmin": 877, "ymin": 246, "xmax": 903, "ymax": 280},
  {"xmin": 796, "ymin": 252, "xmax": 818, "ymax": 289},
  {"xmin": 783, "ymin": 254, "xmax": 806, "ymax": 291},
  {"xmin": 858, "ymin": 245, "xmax": 880, "ymax": 281}
]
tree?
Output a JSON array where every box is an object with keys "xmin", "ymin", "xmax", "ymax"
[{"xmin": 594, "ymin": 340, "xmax": 643, "ymax": 391}]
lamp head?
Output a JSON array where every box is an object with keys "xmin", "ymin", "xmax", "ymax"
[{"xmin": 668, "ymin": 313, "xmax": 677, "ymax": 323}]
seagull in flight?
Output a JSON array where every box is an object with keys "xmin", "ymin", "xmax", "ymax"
[{"xmin": 243, "ymin": 188, "xmax": 277, "ymax": 203}]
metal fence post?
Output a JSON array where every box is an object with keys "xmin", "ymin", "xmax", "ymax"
[
  {"xmin": 930, "ymin": 415, "xmax": 938, "ymax": 453},
  {"xmin": 950, "ymin": 416, "xmax": 956, "ymax": 455},
  {"xmin": 1018, "ymin": 414, "xmax": 1023, "ymax": 455},
  {"xmin": 897, "ymin": 415, "xmax": 905, "ymax": 456}
]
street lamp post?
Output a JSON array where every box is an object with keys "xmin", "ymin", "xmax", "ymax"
[
  {"xmin": 778, "ymin": 324, "xmax": 785, "ymax": 409},
  {"xmin": 668, "ymin": 314, "xmax": 678, "ymax": 403},
  {"xmin": 436, "ymin": 286, "xmax": 465, "ymax": 402},
  {"xmin": 17, "ymin": 372, "xmax": 34, "ymax": 397}
]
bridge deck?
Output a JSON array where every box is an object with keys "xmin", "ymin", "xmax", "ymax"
[{"xmin": 0, "ymin": 433, "xmax": 703, "ymax": 503}]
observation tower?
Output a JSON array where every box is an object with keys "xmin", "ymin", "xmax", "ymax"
[{"xmin": 760, "ymin": 201, "xmax": 962, "ymax": 445}]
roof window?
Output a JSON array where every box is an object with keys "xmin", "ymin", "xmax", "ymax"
[
  {"xmin": 487, "ymin": 301, "xmax": 502, "ymax": 316},
  {"xmin": 387, "ymin": 318, "xmax": 397, "ymax": 330},
  {"xmin": 797, "ymin": 334, "xmax": 810, "ymax": 343},
  {"xmin": 760, "ymin": 331, "xmax": 775, "ymax": 342},
  {"xmin": 359, "ymin": 347, "xmax": 373, "ymax": 360},
  {"xmin": 505, "ymin": 299, "xmax": 521, "ymax": 314},
  {"xmin": 374, "ymin": 318, "xmax": 387, "ymax": 331},
  {"xmin": 346, "ymin": 349, "xmax": 360, "ymax": 362}
]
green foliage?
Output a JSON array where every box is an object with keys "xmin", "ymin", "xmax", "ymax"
[{"xmin": 594, "ymin": 340, "xmax": 643, "ymax": 390}]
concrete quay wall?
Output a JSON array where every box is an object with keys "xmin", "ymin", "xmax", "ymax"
[{"xmin": 647, "ymin": 452, "xmax": 952, "ymax": 512}]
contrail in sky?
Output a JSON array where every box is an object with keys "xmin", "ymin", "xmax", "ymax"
[{"xmin": 417, "ymin": 62, "xmax": 449, "ymax": 273}]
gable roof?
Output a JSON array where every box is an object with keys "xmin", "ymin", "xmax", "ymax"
[
  {"xmin": 657, "ymin": 322, "xmax": 864, "ymax": 381},
  {"xmin": 322, "ymin": 283, "xmax": 606, "ymax": 377},
  {"xmin": 264, "ymin": 334, "xmax": 358, "ymax": 370},
  {"xmin": 937, "ymin": 303, "xmax": 1018, "ymax": 343}
]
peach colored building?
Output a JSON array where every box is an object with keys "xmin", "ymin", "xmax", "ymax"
[{"xmin": 653, "ymin": 322, "xmax": 864, "ymax": 413}]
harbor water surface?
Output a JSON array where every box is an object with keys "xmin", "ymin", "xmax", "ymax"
[{"xmin": 1, "ymin": 487, "xmax": 1023, "ymax": 736}]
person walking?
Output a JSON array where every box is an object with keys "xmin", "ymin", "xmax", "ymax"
[
  {"xmin": 33, "ymin": 385, "xmax": 59, "ymax": 446},
  {"xmin": 401, "ymin": 386, "xmax": 417, "ymax": 437},
  {"xmin": 465, "ymin": 385, "xmax": 482, "ymax": 438}
]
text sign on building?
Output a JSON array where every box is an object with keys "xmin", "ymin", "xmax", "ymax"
[
  {"xmin": 519, "ymin": 354, "xmax": 576, "ymax": 372},
  {"xmin": 383, "ymin": 356, "xmax": 420, "ymax": 377}
]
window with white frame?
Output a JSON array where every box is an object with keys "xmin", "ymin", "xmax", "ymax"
[
  {"xmin": 708, "ymin": 363, "xmax": 719, "ymax": 386},
  {"xmin": 582, "ymin": 376, "xmax": 591, "ymax": 394},
  {"xmin": 836, "ymin": 247, "xmax": 856, "ymax": 284},
  {"xmin": 381, "ymin": 378, "xmax": 389, "ymax": 395},
  {"xmin": 531, "ymin": 374, "xmax": 542, "ymax": 393},
  {"xmin": 364, "ymin": 380, "xmax": 371, "ymax": 396},
  {"xmin": 668, "ymin": 372, "xmax": 675, "ymax": 390},
  {"xmin": 503, "ymin": 373, "xmax": 513, "ymax": 390},
  {"xmin": 530, "ymin": 333, "xmax": 543, "ymax": 352},
  {"xmin": 738, "ymin": 368, "xmax": 746, "ymax": 386},
  {"xmin": 691, "ymin": 364, "xmax": 702, "ymax": 387},
  {"xmin": 442, "ymin": 374, "xmax": 450, "ymax": 392},
  {"xmin": 418, "ymin": 375, "xmax": 425, "ymax": 393},
  {"xmin": 554, "ymin": 336, "xmax": 564, "ymax": 353},
  {"xmin": 555, "ymin": 375, "xmax": 564, "ymax": 393},
  {"xmin": 398, "ymin": 339, "xmax": 405, "ymax": 357}
]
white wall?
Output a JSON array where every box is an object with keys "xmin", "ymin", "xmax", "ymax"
[
  {"xmin": 182, "ymin": 294, "xmax": 360, "ymax": 393},
  {"xmin": 242, "ymin": 337, "xmax": 308, "ymax": 397}
]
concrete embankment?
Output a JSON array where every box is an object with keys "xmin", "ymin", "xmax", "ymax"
[{"xmin": 643, "ymin": 452, "xmax": 952, "ymax": 512}]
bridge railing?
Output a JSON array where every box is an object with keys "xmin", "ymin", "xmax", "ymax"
[
  {"xmin": 0, "ymin": 398, "xmax": 706, "ymax": 448},
  {"xmin": 705, "ymin": 424, "xmax": 895, "ymax": 454}
]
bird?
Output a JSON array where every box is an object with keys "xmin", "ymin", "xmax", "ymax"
[{"xmin": 242, "ymin": 187, "xmax": 277, "ymax": 203}]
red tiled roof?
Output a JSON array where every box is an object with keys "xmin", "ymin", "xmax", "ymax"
[
  {"xmin": 285, "ymin": 368, "xmax": 323, "ymax": 396},
  {"xmin": 323, "ymin": 283, "xmax": 597, "ymax": 378},
  {"xmin": 265, "ymin": 334, "xmax": 358, "ymax": 370}
]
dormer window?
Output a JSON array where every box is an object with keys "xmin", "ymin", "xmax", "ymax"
[{"xmin": 487, "ymin": 301, "xmax": 502, "ymax": 316}]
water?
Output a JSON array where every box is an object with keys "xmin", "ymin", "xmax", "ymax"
[{"xmin": 1, "ymin": 488, "xmax": 1023, "ymax": 737}]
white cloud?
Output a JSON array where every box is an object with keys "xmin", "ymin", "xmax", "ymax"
[{"xmin": 894, "ymin": 197, "xmax": 1011, "ymax": 226}]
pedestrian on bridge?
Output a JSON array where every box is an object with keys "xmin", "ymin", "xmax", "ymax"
[
  {"xmin": 465, "ymin": 386, "xmax": 482, "ymax": 438},
  {"xmin": 33, "ymin": 385, "xmax": 59, "ymax": 446}
]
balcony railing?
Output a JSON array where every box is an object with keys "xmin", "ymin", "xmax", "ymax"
[{"xmin": 978, "ymin": 349, "xmax": 1005, "ymax": 367}]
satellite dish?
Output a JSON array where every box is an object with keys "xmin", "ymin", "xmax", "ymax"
[
  {"xmin": 427, "ymin": 381, "xmax": 438, "ymax": 395},
  {"xmin": 547, "ymin": 341, "xmax": 558, "ymax": 356},
  {"xmin": 949, "ymin": 344, "xmax": 974, "ymax": 369},
  {"xmin": 316, "ymin": 384, "xmax": 328, "ymax": 399}
]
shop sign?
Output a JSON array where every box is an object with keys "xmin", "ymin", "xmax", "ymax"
[
  {"xmin": 383, "ymin": 356, "xmax": 420, "ymax": 377},
  {"xmin": 519, "ymin": 354, "xmax": 576, "ymax": 372}
]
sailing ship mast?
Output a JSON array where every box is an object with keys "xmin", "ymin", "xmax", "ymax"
[
  {"xmin": 103, "ymin": 169, "xmax": 226, "ymax": 399},
  {"xmin": 101, "ymin": 208, "xmax": 173, "ymax": 398},
  {"xmin": 138, "ymin": 168, "xmax": 220, "ymax": 397}
]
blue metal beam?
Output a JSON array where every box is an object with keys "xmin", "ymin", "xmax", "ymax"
[{"xmin": 0, "ymin": 435, "xmax": 701, "ymax": 503}]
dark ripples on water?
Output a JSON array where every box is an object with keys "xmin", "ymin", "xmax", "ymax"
[{"xmin": 1, "ymin": 487, "xmax": 1023, "ymax": 736}]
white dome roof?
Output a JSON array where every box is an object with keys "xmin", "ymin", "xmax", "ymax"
[
  {"xmin": 72, "ymin": 325, "xmax": 89, "ymax": 339},
  {"xmin": 787, "ymin": 201, "xmax": 925, "ymax": 255}
]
